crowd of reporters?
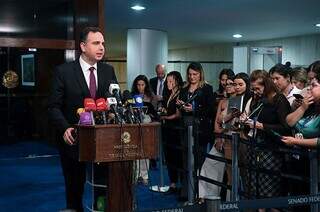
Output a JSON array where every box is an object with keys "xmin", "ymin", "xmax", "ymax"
[{"xmin": 77, "ymin": 59, "xmax": 320, "ymax": 211}]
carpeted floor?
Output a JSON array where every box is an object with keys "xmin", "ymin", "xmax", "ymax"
[{"xmin": 0, "ymin": 140, "xmax": 179, "ymax": 212}]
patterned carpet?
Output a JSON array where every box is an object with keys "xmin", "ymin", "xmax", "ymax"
[{"xmin": 0, "ymin": 140, "xmax": 179, "ymax": 211}]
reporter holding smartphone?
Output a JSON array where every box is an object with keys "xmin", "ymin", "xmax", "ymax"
[
  {"xmin": 269, "ymin": 63, "xmax": 301, "ymax": 107},
  {"xmin": 177, "ymin": 62, "xmax": 215, "ymax": 201},
  {"xmin": 283, "ymin": 60, "xmax": 320, "ymax": 147},
  {"xmin": 199, "ymin": 74, "xmax": 236, "ymax": 201},
  {"xmin": 177, "ymin": 62, "xmax": 215, "ymax": 168},
  {"xmin": 242, "ymin": 70, "xmax": 291, "ymax": 209},
  {"xmin": 160, "ymin": 71, "xmax": 183, "ymax": 194},
  {"xmin": 281, "ymin": 62, "xmax": 320, "ymax": 212}
]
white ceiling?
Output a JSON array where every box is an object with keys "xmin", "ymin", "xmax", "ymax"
[{"xmin": 105, "ymin": 0, "xmax": 320, "ymax": 58}]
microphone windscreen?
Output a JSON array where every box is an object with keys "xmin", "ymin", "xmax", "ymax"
[
  {"xmin": 84, "ymin": 98, "xmax": 96, "ymax": 111},
  {"xmin": 106, "ymin": 97, "xmax": 117, "ymax": 106},
  {"xmin": 109, "ymin": 83, "xmax": 120, "ymax": 95},
  {"xmin": 79, "ymin": 112, "xmax": 93, "ymax": 125},
  {"xmin": 77, "ymin": 108, "xmax": 85, "ymax": 116},
  {"xmin": 108, "ymin": 113, "xmax": 115, "ymax": 120},
  {"xmin": 133, "ymin": 94, "xmax": 144, "ymax": 108},
  {"xmin": 96, "ymin": 98, "xmax": 108, "ymax": 111},
  {"xmin": 122, "ymin": 90, "xmax": 132, "ymax": 102}
]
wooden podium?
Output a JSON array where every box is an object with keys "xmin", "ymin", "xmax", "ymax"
[{"xmin": 77, "ymin": 122, "xmax": 160, "ymax": 212}]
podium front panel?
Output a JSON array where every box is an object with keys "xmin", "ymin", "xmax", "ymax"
[{"xmin": 78, "ymin": 123, "xmax": 160, "ymax": 162}]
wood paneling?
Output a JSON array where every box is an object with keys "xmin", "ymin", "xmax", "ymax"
[
  {"xmin": 73, "ymin": 0, "xmax": 101, "ymax": 53},
  {"xmin": 0, "ymin": 37, "xmax": 74, "ymax": 49}
]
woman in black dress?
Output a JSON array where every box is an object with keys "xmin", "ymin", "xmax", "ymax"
[
  {"xmin": 131, "ymin": 75, "xmax": 157, "ymax": 184},
  {"xmin": 243, "ymin": 70, "xmax": 291, "ymax": 212},
  {"xmin": 177, "ymin": 62, "xmax": 215, "ymax": 171},
  {"xmin": 161, "ymin": 71, "xmax": 184, "ymax": 193}
]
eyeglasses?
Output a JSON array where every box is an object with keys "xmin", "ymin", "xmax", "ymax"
[{"xmin": 310, "ymin": 79, "xmax": 320, "ymax": 88}]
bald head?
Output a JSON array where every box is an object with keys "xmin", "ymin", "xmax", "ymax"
[{"xmin": 155, "ymin": 64, "xmax": 165, "ymax": 80}]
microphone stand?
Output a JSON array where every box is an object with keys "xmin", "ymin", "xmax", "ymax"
[{"xmin": 149, "ymin": 118, "xmax": 170, "ymax": 193}]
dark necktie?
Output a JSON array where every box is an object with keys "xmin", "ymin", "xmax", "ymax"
[
  {"xmin": 159, "ymin": 79, "xmax": 163, "ymax": 96},
  {"xmin": 89, "ymin": 67, "xmax": 96, "ymax": 99}
]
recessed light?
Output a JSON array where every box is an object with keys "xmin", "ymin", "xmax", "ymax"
[
  {"xmin": 131, "ymin": 5, "xmax": 145, "ymax": 11},
  {"xmin": 233, "ymin": 34, "xmax": 242, "ymax": 38},
  {"xmin": 316, "ymin": 23, "xmax": 320, "ymax": 28}
]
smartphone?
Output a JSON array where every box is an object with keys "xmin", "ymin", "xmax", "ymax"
[
  {"xmin": 293, "ymin": 93, "xmax": 303, "ymax": 99},
  {"xmin": 270, "ymin": 130, "xmax": 282, "ymax": 138}
]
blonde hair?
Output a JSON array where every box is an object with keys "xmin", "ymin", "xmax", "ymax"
[{"xmin": 184, "ymin": 62, "xmax": 206, "ymax": 88}]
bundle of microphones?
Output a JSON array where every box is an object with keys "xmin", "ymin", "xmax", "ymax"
[{"xmin": 77, "ymin": 83, "xmax": 152, "ymax": 126}]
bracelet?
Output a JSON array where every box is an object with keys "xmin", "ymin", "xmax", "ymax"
[{"xmin": 317, "ymin": 137, "xmax": 320, "ymax": 149}]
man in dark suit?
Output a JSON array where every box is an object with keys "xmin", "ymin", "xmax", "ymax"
[
  {"xmin": 149, "ymin": 64, "xmax": 166, "ymax": 97},
  {"xmin": 48, "ymin": 27, "xmax": 117, "ymax": 211},
  {"xmin": 149, "ymin": 64, "xmax": 167, "ymax": 169}
]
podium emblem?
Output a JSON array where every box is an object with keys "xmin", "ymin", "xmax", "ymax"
[{"xmin": 121, "ymin": 131, "xmax": 131, "ymax": 144}]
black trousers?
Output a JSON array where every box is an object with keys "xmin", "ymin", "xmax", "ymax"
[
  {"xmin": 163, "ymin": 126, "xmax": 182, "ymax": 184},
  {"xmin": 59, "ymin": 150, "xmax": 86, "ymax": 212}
]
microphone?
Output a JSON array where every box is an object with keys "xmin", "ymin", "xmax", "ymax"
[
  {"xmin": 77, "ymin": 108, "xmax": 85, "ymax": 116},
  {"xmin": 133, "ymin": 94, "xmax": 144, "ymax": 108},
  {"xmin": 121, "ymin": 90, "xmax": 136, "ymax": 123},
  {"xmin": 76, "ymin": 107, "xmax": 92, "ymax": 126},
  {"xmin": 107, "ymin": 97, "xmax": 122, "ymax": 124},
  {"xmin": 122, "ymin": 90, "xmax": 134, "ymax": 105},
  {"xmin": 79, "ymin": 111, "xmax": 94, "ymax": 125},
  {"xmin": 132, "ymin": 94, "xmax": 152, "ymax": 123},
  {"xmin": 83, "ymin": 98, "xmax": 96, "ymax": 125},
  {"xmin": 84, "ymin": 98, "xmax": 96, "ymax": 111},
  {"xmin": 132, "ymin": 94, "xmax": 144, "ymax": 123},
  {"xmin": 95, "ymin": 98, "xmax": 109, "ymax": 124},
  {"xmin": 109, "ymin": 83, "xmax": 122, "ymax": 106}
]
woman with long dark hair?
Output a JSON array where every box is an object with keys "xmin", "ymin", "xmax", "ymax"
[
  {"xmin": 131, "ymin": 74, "xmax": 158, "ymax": 121},
  {"xmin": 242, "ymin": 70, "xmax": 291, "ymax": 212},
  {"xmin": 269, "ymin": 63, "xmax": 301, "ymax": 106},
  {"xmin": 199, "ymin": 74, "xmax": 236, "ymax": 200},
  {"xmin": 131, "ymin": 74, "xmax": 156, "ymax": 185},
  {"xmin": 161, "ymin": 71, "xmax": 184, "ymax": 194}
]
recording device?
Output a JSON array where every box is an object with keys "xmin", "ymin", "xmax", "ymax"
[
  {"xmin": 293, "ymin": 93, "xmax": 303, "ymax": 99},
  {"xmin": 109, "ymin": 83, "xmax": 122, "ymax": 106},
  {"xmin": 177, "ymin": 90, "xmax": 200, "ymax": 110}
]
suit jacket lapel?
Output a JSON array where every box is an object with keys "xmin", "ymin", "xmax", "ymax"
[
  {"xmin": 74, "ymin": 60, "xmax": 90, "ymax": 98},
  {"xmin": 97, "ymin": 62, "xmax": 106, "ymax": 98}
]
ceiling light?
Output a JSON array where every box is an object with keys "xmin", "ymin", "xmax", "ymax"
[
  {"xmin": 233, "ymin": 34, "xmax": 242, "ymax": 38},
  {"xmin": 316, "ymin": 23, "xmax": 320, "ymax": 28},
  {"xmin": 131, "ymin": 5, "xmax": 145, "ymax": 11},
  {"xmin": 0, "ymin": 26, "xmax": 22, "ymax": 33}
]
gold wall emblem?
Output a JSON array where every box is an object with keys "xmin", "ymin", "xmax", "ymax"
[
  {"xmin": 121, "ymin": 131, "xmax": 131, "ymax": 144},
  {"xmin": 2, "ymin": 70, "xmax": 19, "ymax": 89}
]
